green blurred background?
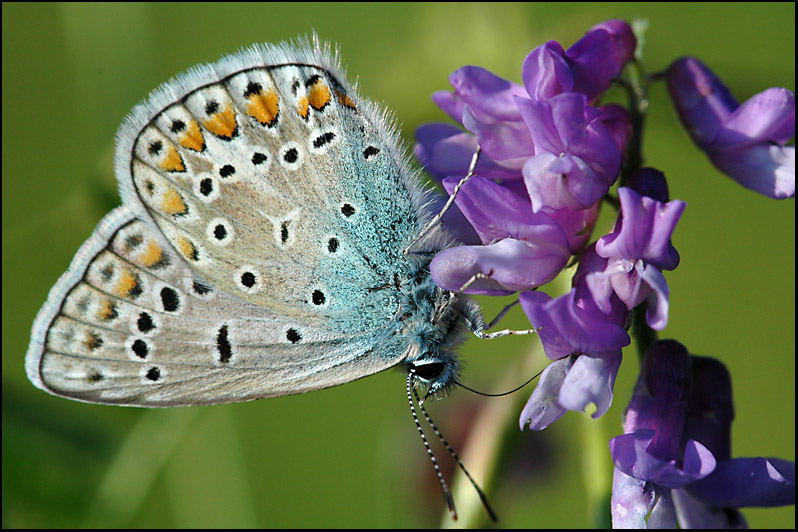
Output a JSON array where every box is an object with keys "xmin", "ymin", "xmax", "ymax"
[{"xmin": 3, "ymin": 3, "xmax": 794, "ymax": 528}]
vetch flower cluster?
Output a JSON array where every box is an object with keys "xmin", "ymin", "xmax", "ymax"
[
  {"xmin": 610, "ymin": 340, "xmax": 795, "ymax": 528},
  {"xmin": 415, "ymin": 17, "xmax": 795, "ymax": 527}
]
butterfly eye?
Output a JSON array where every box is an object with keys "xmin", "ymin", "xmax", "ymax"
[{"xmin": 411, "ymin": 362, "xmax": 445, "ymax": 381}]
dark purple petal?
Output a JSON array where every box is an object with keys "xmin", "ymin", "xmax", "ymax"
[
  {"xmin": 596, "ymin": 187, "xmax": 685, "ymax": 270},
  {"xmin": 590, "ymin": 19, "xmax": 637, "ymax": 67},
  {"xmin": 622, "ymin": 340, "xmax": 691, "ymax": 460},
  {"xmin": 668, "ymin": 56, "xmax": 795, "ymax": 199},
  {"xmin": 519, "ymin": 357, "xmax": 568, "ymax": 430},
  {"xmin": 598, "ymin": 103, "xmax": 633, "ymax": 155},
  {"xmin": 609, "ymin": 430, "xmax": 717, "ymax": 488},
  {"xmin": 566, "ymin": 25, "xmax": 628, "ymax": 100},
  {"xmin": 612, "ymin": 469, "xmax": 678, "ymax": 528},
  {"xmin": 557, "ymin": 350, "xmax": 622, "ymax": 418},
  {"xmin": 687, "ymin": 458, "xmax": 796, "ymax": 508},
  {"xmin": 684, "ymin": 356, "xmax": 734, "ymax": 460},
  {"xmin": 521, "ymin": 41, "xmax": 574, "ymax": 100},
  {"xmin": 668, "ymin": 56, "xmax": 738, "ymax": 147},
  {"xmin": 625, "ymin": 167, "xmax": 671, "ymax": 203},
  {"xmin": 519, "ymin": 290, "xmax": 630, "ymax": 360},
  {"xmin": 541, "ymin": 202, "xmax": 600, "ymax": 253},
  {"xmin": 430, "ymin": 238, "xmax": 569, "ymax": 295}
]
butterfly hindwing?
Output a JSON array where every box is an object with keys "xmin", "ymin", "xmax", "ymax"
[{"xmin": 26, "ymin": 207, "xmax": 406, "ymax": 406}]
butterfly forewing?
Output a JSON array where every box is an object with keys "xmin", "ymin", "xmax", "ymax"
[{"xmin": 27, "ymin": 40, "xmax": 431, "ymax": 406}]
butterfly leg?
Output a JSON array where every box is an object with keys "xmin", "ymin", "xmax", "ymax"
[{"xmin": 403, "ymin": 145, "xmax": 482, "ymax": 255}]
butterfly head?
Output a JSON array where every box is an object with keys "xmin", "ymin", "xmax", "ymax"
[{"xmin": 408, "ymin": 356, "xmax": 459, "ymax": 401}]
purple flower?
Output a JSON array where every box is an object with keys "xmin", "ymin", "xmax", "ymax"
[
  {"xmin": 431, "ymin": 66, "xmax": 534, "ymax": 165},
  {"xmin": 610, "ymin": 340, "xmax": 795, "ymax": 528},
  {"xmin": 594, "ymin": 173, "xmax": 686, "ymax": 330},
  {"xmin": 519, "ymin": 350, "xmax": 622, "ymax": 431},
  {"xmin": 668, "ymin": 56, "xmax": 795, "ymax": 199},
  {"xmin": 517, "ymin": 92, "xmax": 623, "ymax": 211},
  {"xmin": 522, "ymin": 19, "xmax": 636, "ymax": 101},
  {"xmin": 428, "ymin": 176, "xmax": 571, "ymax": 295}
]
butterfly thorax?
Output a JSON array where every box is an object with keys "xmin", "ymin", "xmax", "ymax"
[{"xmin": 388, "ymin": 262, "xmax": 484, "ymax": 397}]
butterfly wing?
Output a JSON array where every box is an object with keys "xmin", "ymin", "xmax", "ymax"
[
  {"xmin": 26, "ymin": 207, "xmax": 406, "ymax": 406},
  {"xmin": 26, "ymin": 40, "xmax": 431, "ymax": 406},
  {"xmin": 114, "ymin": 41, "xmax": 429, "ymax": 333}
]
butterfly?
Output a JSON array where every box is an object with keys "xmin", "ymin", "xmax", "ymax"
[{"xmin": 25, "ymin": 37, "xmax": 490, "ymax": 407}]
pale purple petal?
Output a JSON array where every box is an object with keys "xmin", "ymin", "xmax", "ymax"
[
  {"xmin": 519, "ymin": 357, "xmax": 569, "ymax": 430},
  {"xmin": 716, "ymin": 88, "xmax": 796, "ymax": 147},
  {"xmin": 612, "ymin": 469, "xmax": 677, "ymax": 529},
  {"xmin": 462, "ymin": 104, "xmax": 535, "ymax": 162},
  {"xmin": 637, "ymin": 262, "xmax": 671, "ymax": 330},
  {"xmin": 557, "ymin": 350, "xmax": 621, "ymax": 418},
  {"xmin": 708, "ymin": 142, "xmax": 795, "ymax": 199}
]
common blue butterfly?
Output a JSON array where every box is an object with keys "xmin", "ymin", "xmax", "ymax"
[{"xmin": 24, "ymin": 37, "xmax": 501, "ymax": 520}]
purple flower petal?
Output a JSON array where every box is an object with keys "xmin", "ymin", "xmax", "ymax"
[
  {"xmin": 521, "ymin": 41, "xmax": 574, "ymax": 100},
  {"xmin": 668, "ymin": 56, "xmax": 795, "ymax": 199},
  {"xmin": 557, "ymin": 350, "xmax": 621, "ymax": 418},
  {"xmin": 596, "ymin": 187, "xmax": 685, "ymax": 270},
  {"xmin": 414, "ymin": 123, "xmax": 523, "ymax": 182},
  {"xmin": 609, "ymin": 430, "xmax": 717, "ymax": 488},
  {"xmin": 519, "ymin": 357, "xmax": 569, "ymax": 430},
  {"xmin": 708, "ymin": 142, "xmax": 795, "ymax": 199},
  {"xmin": 716, "ymin": 88, "xmax": 796, "ymax": 147},
  {"xmin": 671, "ymin": 488, "xmax": 748, "ymax": 529},
  {"xmin": 462, "ymin": 104, "xmax": 535, "ymax": 162},
  {"xmin": 519, "ymin": 290, "xmax": 630, "ymax": 360},
  {"xmin": 612, "ymin": 469, "xmax": 678, "ymax": 529},
  {"xmin": 668, "ymin": 56, "xmax": 738, "ymax": 147},
  {"xmin": 430, "ymin": 238, "xmax": 569, "ymax": 295},
  {"xmin": 441, "ymin": 175, "xmax": 568, "ymax": 246},
  {"xmin": 687, "ymin": 458, "xmax": 796, "ymax": 508}
]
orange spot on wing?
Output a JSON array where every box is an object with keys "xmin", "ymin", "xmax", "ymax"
[
  {"xmin": 177, "ymin": 237, "xmax": 198, "ymax": 261},
  {"xmin": 246, "ymin": 89, "xmax": 280, "ymax": 126},
  {"xmin": 334, "ymin": 89, "xmax": 356, "ymax": 110},
  {"xmin": 139, "ymin": 241, "xmax": 163, "ymax": 267},
  {"xmin": 115, "ymin": 270, "xmax": 139, "ymax": 298},
  {"xmin": 298, "ymin": 96, "xmax": 309, "ymax": 119},
  {"xmin": 161, "ymin": 189, "xmax": 188, "ymax": 216},
  {"xmin": 159, "ymin": 145, "xmax": 185, "ymax": 172},
  {"xmin": 97, "ymin": 298, "xmax": 117, "ymax": 321},
  {"xmin": 178, "ymin": 120, "xmax": 205, "ymax": 151},
  {"xmin": 203, "ymin": 104, "xmax": 237, "ymax": 138},
  {"xmin": 308, "ymin": 81, "xmax": 331, "ymax": 111}
]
